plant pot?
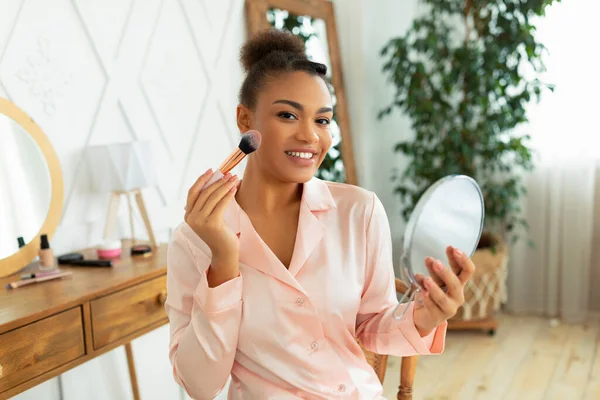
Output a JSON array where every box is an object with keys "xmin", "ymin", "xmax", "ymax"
[{"xmin": 451, "ymin": 232, "xmax": 508, "ymax": 321}]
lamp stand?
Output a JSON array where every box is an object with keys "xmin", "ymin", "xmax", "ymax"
[{"xmin": 103, "ymin": 189, "xmax": 157, "ymax": 247}]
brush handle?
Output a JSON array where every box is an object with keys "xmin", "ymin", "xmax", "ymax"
[{"xmin": 7, "ymin": 271, "xmax": 73, "ymax": 289}]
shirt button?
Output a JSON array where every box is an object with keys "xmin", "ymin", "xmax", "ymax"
[
  {"xmin": 296, "ymin": 298, "xmax": 305, "ymax": 306},
  {"xmin": 338, "ymin": 384, "xmax": 346, "ymax": 392},
  {"xmin": 311, "ymin": 341, "xmax": 319, "ymax": 350}
]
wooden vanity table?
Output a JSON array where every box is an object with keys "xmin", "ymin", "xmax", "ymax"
[{"xmin": 0, "ymin": 241, "xmax": 168, "ymax": 399}]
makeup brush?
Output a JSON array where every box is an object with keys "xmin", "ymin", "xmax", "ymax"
[{"xmin": 204, "ymin": 130, "xmax": 262, "ymax": 187}]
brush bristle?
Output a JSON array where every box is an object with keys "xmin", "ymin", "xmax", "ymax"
[{"xmin": 238, "ymin": 130, "xmax": 262, "ymax": 154}]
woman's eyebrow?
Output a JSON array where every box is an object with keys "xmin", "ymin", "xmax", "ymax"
[
  {"xmin": 272, "ymin": 99, "xmax": 332, "ymax": 114},
  {"xmin": 273, "ymin": 99, "xmax": 303, "ymax": 110}
]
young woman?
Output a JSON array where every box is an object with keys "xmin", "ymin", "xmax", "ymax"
[{"xmin": 166, "ymin": 29, "xmax": 475, "ymax": 399}]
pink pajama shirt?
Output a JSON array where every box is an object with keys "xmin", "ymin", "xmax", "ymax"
[{"xmin": 165, "ymin": 177, "xmax": 446, "ymax": 399}]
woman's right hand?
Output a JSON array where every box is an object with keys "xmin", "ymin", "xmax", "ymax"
[{"xmin": 185, "ymin": 169, "xmax": 239, "ymax": 272}]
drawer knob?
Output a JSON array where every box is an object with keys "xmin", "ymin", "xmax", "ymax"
[{"xmin": 157, "ymin": 291, "xmax": 167, "ymax": 306}]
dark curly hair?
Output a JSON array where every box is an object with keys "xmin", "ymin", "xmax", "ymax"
[{"xmin": 238, "ymin": 29, "xmax": 328, "ymax": 109}]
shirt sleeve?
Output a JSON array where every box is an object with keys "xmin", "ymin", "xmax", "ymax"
[
  {"xmin": 165, "ymin": 222, "xmax": 243, "ymax": 399},
  {"xmin": 355, "ymin": 193, "xmax": 447, "ymax": 356}
]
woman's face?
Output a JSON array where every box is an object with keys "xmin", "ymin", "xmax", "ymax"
[{"xmin": 237, "ymin": 71, "xmax": 333, "ymax": 184}]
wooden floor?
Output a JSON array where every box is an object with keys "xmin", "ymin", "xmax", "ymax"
[{"xmin": 382, "ymin": 313, "xmax": 600, "ymax": 400}]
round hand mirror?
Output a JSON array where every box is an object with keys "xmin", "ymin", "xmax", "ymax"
[{"xmin": 393, "ymin": 175, "xmax": 484, "ymax": 319}]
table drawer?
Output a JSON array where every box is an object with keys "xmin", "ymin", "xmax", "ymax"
[
  {"xmin": 0, "ymin": 307, "xmax": 85, "ymax": 393},
  {"xmin": 91, "ymin": 275, "xmax": 167, "ymax": 349}
]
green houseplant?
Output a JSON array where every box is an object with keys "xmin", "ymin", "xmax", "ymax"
[
  {"xmin": 379, "ymin": 0, "xmax": 558, "ymax": 327},
  {"xmin": 379, "ymin": 0, "xmax": 558, "ymax": 244}
]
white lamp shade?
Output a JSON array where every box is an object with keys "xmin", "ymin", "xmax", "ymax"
[{"xmin": 86, "ymin": 141, "xmax": 157, "ymax": 192}]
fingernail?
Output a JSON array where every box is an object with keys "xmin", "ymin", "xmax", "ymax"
[
  {"xmin": 204, "ymin": 168, "xmax": 212, "ymax": 175},
  {"xmin": 454, "ymin": 248, "xmax": 463, "ymax": 258},
  {"xmin": 425, "ymin": 277, "xmax": 432, "ymax": 286},
  {"xmin": 434, "ymin": 261, "xmax": 443, "ymax": 272},
  {"xmin": 229, "ymin": 174, "xmax": 237, "ymax": 181},
  {"xmin": 222, "ymin": 173, "xmax": 231, "ymax": 180}
]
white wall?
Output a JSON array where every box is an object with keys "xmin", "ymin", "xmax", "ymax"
[
  {"xmin": 1, "ymin": 0, "xmax": 245, "ymax": 398},
  {"xmin": 1, "ymin": 0, "xmax": 419, "ymax": 398}
]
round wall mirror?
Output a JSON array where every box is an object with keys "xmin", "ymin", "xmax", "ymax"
[
  {"xmin": 393, "ymin": 175, "xmax": 484, "ymax": 319},
  {"xmin": 0, "ymin": 97, "xmax": 63, "ymax": 277}
]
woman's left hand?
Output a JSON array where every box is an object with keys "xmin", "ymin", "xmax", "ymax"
[{"xmin": 412, "ymin": 246, "xmax": 476, "ymax": 337}]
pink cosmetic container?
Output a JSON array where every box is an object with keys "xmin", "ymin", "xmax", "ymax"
[{"xmin": 96, "ymin": 240, "xmax": 122, "ymax": 259}]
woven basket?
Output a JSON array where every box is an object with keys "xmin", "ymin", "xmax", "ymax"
[{"xmin": 451, "ymin": 232, "xmax": 508, "ymax": 321}]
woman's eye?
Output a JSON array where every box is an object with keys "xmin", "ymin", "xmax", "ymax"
[
  {"xmin": 278, "ymin": 112, "xmax": 297, "ymax": 120},
  {"xmin": 316, "ymin": 118, "xmax": 331, "ymax": 126}
]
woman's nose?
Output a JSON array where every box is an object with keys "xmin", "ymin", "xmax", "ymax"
[{"xmin": 295, "ymin": 121, "xmax": 319, "ymax": 143}]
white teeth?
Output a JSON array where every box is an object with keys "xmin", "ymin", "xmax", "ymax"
[{"xmin": 286, "ymin": 151, "xmax": 313, "ymax": 159}]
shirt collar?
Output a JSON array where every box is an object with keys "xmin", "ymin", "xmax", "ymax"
[{"xmin": 302, "ymin": 177, "xmax": 337, "ymax": 212}]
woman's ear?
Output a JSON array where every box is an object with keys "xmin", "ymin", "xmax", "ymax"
[{"xmin": 236, "ymin": 104, "xmax": 252, "ymax": 133}]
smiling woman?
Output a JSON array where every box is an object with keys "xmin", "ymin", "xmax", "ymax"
[{"xmin": 165, "ymin": 27, "xmax": 464, "ymax": 400}]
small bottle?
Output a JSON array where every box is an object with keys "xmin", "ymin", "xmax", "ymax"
[{"xmin": 39, "ymin": 234, "xmax": 55, "ymax": 271}]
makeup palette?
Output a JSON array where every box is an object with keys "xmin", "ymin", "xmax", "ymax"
[{"xmin": 131, "ymin": 244, "xmax": 152, "ymax": 257}]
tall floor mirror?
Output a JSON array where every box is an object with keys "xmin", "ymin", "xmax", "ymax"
[{"xmin": 245, "ymin": 0, "xmax": 357, "ymax": 186}]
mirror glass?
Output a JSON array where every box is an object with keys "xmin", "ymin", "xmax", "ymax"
[
  {"xmin": 0, "ymin": 113, "xmax": 52, "ymax": 259},
  {"xmin": 394, "ymin": 175, "xmax": 484, "ymax": 318},
  {"xmin": 267, "ymin": 8, "xmax": 346, "ymax": 183}
]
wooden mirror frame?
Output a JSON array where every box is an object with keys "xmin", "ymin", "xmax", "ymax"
[
  {"xmin": 245, "ymin": 0, "xmax": 358, "ymax": 186},
  {"xmin": 0, "ymin": 97, "xmax": 64, "ymax": 277}
]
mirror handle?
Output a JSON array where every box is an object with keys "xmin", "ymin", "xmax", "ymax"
[{"xmin": 392, "ymin": 289, "xmax": 418, "ymax": 320}]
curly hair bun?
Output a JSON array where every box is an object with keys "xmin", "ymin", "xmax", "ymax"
[{"xmin": 240, "ymin": 29, "xmax": 307, "ymax": 72}]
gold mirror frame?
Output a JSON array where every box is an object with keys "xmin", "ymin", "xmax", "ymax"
[
  {"xmin": 0, "ymin": 97, "xmax": 64, "ymax": 277},
  {"xmin": 245, "ymin": 0, "xmax": 358, "ymax": 186}
]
